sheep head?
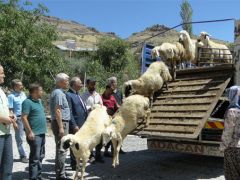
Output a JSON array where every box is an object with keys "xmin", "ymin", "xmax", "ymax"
[
  {"xmin": 102, "ymin": 125, "xmax": 117, "ymax": 146},
  {"xmin": 151, "ymin": 47, "xmax": 160, "ymax": 59},
  {"xmin": 199, "ymin": 31, "xmax": 211, "ymax": 45},
  {"xmin": 179, "ymin": 30, "xmax": 190, "ymax": 43},
  {"xmin": 59, "ymin": 134, "xmax": 79, "ymax": 152}
]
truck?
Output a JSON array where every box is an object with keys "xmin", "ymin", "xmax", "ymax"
[{"xmin": 133, "ymin": 25, "xmax": 240, "ymax": 157}]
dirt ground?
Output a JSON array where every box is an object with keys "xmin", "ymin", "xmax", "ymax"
[{"xmin": 12, "ymin": 131, "xmax": 225, "ymax": 180}]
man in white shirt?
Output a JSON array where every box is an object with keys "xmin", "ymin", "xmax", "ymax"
[
  {"xmin": 82, "ymin": 78, "xmax": 103, "ymax": 112},
  {"xmin": 0, "ymin": 65, "xmax": 16, "ymax": 180},
  {"xmin": 81, "ymin": 78, "xmax": 103, "ymax": 163}
]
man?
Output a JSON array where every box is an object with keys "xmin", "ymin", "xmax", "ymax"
[
  {"xmin": 66, "ymin": 77, "xmax": 88, "ymax": 170},
  {"xmin": 107, "ymin": 77, "xmax": 123, "ymax": 105},
  {"xmin": 101, "ymin": 85, "xmax": 119, "ymax": 158},
  {"xmin": 82, "ymin": 78, "xmax": 103, "ymax": 163},
  {"xmin": 50, "ymin": 73, "xmax": 71, "ymax": 180},
  {"xmin": 0, "ymin": 65, "xmax": 16, "ymax": 180},
  {"xmin": 22, "ymin": 84, "xmax": 47, "ymax": 180},
  {"xmin": 82, "ymin": 78, "xmax": 103, "ymax": 112},
  {"xmin": 107, "ymin": 77, "xmax": 126, "ymax": 154},
  {"xmin": 8, "ymin": 79, "xmax": 28, "ymax": 163}
]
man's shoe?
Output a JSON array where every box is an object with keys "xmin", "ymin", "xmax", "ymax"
[
  {"xmin": 120, "ymin": 149, "xmax": 126, "ymax": 154},
  {"xmin": 95, "ymin": 157, "xmax": 105, "ymax": 163},
  {"xmin": 104, "ymin": 151, "xmax": 113, "ymax": 158},
  {"xmin": 21, "ymin": 157, "xmax": 29, "ymax": 163}
]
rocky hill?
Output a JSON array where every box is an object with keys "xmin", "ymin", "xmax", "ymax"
[
  {"xmin": 42, "ymin": 16, "xmax": 230, "ymax": 51},
  {"xmin": 41, "ymin": 16, "xmax": 117, "ymax": 49},
  {"xmin": 127, "ymin": 24, "xmax": 230, "ymax": 52}
]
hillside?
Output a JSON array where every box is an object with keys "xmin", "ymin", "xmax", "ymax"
[
  {"xmin": 41, "ymin": 16, "xmax": 230, "ymax": 51},
  {"xmin": 41, "ymin": 16, "xmax": 117, "ymax": 49},
  {"xmin": 127, "ymin": 24, "xmax": 230, "ymax": 52}
]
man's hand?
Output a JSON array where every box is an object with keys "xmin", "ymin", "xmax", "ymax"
[
  {"xmin": 3, "ymin": 116, "xmax": 14, "ymax": 125},
  {"xmin": 9, "ymin": 115, "xmax": 18, "ymax": 130},
  {"xmin": 59, "ymin": 127, "xmax": 65, "ymax": 137},
  {"xmin": 27, "ymin": 131, "xmax": 35, "ymax": 141},
  {"xmin": 74, "ymin": 127, "xmax": 79, "ymax": 134}
]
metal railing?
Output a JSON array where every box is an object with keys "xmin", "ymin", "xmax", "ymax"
[{"xmin": 197, "ymin": 47, "xmax": 234, "ymax": 66}]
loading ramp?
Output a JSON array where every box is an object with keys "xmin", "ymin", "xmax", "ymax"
[{"xmin": 134, "ymin": 64, "xmax": 234, "ymax": 139}]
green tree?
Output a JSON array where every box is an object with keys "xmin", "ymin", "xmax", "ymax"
[
  {"xmin": 0, "ymin": 0, "xmax": 66, "ymax": 91},
  {"xmin": 94, "ymin": 37, "xmax": 130, "ymax": 72},
  {"xmin": 180, "ymin": 0, "xmax": 193, "ymax": 36}
]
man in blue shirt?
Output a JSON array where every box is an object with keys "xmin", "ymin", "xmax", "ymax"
[
  {"xmin": 50, "ymin": 73, "xmax": 71, "ymax": 180},
  {"xmin": 8, "ymin": 79, "xmax": 28, "ymax": 163},
  {"xmin": 22, "ymin": 84, "xmax": 47, "ymax": 180},
  {"xmin": 66, "ymin": 77, "xmax": 88, "ymax": 170}
]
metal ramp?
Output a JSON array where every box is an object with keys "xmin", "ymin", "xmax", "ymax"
[{"xmin": 134, "ymin": 64, "xmax": 234, "ymax": 139}]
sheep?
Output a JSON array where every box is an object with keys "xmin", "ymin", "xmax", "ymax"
[
  {"xmin": 198, "ymin": 31, "xmax": 232, "ymax": 65},
  {"xmin": 124, "ymin": 61, "xmax": 172, "ymax": 101},
  {"xmin": 151, "ymin": 42, "xmax": 187, "ymax": 79},
  {"xmin": 59, "ymin": 105, "xmax": 111, "ymax": 180},
  {"xmin": 179, "ymin": 30, "xmax": 205, "ymax": 66},
  {"xmin": 102, "ymin": 94, "xmax": 151, "ymax": 168}
]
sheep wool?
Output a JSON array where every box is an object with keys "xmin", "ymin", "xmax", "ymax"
[
  {"xmin": 102, "ymin": 94, "xmax": 151, "ymax": 168},
  {"xmin": 124, "ymin": 61, "xmax": 172, "ymax": 98},
  {"xmin": 60, "ymin": 105, "xmax": 111, "ymax": 180}
]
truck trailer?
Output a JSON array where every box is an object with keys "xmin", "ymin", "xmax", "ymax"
[{"xmin": 133, "ymin": 38, "xmax": 239, "ymax": 157}]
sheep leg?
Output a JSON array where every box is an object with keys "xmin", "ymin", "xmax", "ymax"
[
  {"xmin": 112, "ymin": 139, "xmax": 118, "ymax": 168},
  {"xmin": 74, "ymin": 158, "xmax": 80, "ymax": 180},
  {"xmin": 115, "ymin": 137, "xmax": 122, "ymax": 166},
  {"xmin": 80, "ymin": 159, "xmax": 87, "ymax": 180}
]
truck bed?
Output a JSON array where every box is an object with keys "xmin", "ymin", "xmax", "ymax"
[{"xmin": 133, "ymin": 64, "xmax": 234, "ymax": 139}]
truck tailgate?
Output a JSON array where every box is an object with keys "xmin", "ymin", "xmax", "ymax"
[{"xmin": 133, "ymin": 65, "xmax": 233, "ymax": 139}]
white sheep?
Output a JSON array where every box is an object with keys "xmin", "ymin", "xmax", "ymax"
[
  {"xmin": 124, "ymin": 61, "xmax": 172, "ymax": 100},
  {"xmin": 198, "ymin": 31, "xmax": 232, "ymax": 65},
  {"xmin": 60, "ymin": 105, "xmax": 111, "ymax": 180},
  {"xmin": 179, "ymin": 30, "xmax": 205, "ymax": 65},
  {"xmin": 102, "ymin": 94, "xmax": 151, "ymax": 168},
  {"xmin": 151, "ymin": 42, "xmax": 188, "ymax": 79}
]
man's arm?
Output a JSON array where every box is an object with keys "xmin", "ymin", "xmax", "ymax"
[
  {"xmin": 55, "ymin": 105, "xmax": 64, "ymax": 137},
  {"xmin": 0, "ymin": 115, "xmax": 13, "ymax": 124},
  {"xmin": 22, "ymin": 114, "xmax": 34, "ymax": 140}
]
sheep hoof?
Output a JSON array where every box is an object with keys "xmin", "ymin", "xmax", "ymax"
[{"xmin": 112, "ymin": 164, "xmax": 116, "ymax": 168}]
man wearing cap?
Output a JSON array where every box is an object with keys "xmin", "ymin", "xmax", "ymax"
[{"xmin": 81, "ymin": 78, "xmax": 103, "ymax": 112}]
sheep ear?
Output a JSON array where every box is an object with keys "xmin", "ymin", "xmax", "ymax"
[{"xmin": 63, "ymin": 139, "xmax": 72, "ymax": 150}]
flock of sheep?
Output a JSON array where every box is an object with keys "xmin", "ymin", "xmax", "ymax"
[
  {"xmin": 151, "ymin": 30, "xmax": 232, "ymax": 79},
  {"xmin": 59, "ymin": 30, "xmax": 232, "ymax": 180}
]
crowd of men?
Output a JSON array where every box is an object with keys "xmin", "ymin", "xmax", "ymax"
[{"xmin": 0, "ymin": 64, "xmax": 125, "ymax": 180}]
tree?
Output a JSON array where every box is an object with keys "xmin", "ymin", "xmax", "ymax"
[
  {"xmin": 94, "ymin": 37, "xmax": 130, "ymax": 72},
  {"xmin": 0, "ymin": 0, "xmax": 66, "ymax": 91},
  {"xmin": 180, "ymin": 0, "xmax": 193, "ymax": 36}
]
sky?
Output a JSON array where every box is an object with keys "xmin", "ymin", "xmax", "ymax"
[{"xmin": 29, "ymin": 0, "xmax": 240, "ymax": 42}]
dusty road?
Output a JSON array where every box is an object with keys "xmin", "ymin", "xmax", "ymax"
[{"xmin": 12, "ymin": 132, "xmax": 225, "ymax": 180}]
